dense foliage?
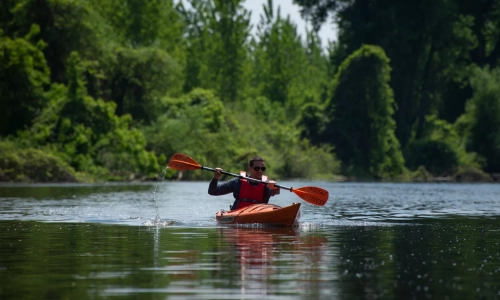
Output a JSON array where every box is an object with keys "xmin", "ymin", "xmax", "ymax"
[
  {"xmin": 295, "ymin": 0, "xmax": 500, "ymax": 179},
  {"xmin": 0, "ymin": 0, "xmax": 499, "ymax": 182},
  {"xmin": 0, "ymin": 141, "xmax": 78, "ymax": 182},
  {"xmin": 323, "ymin": 45, "xmax": 405, "ymax": 179}
]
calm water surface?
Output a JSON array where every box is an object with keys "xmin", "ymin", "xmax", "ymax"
[{"xmin": 0, "ymin": 181, "xmax": 499, "ymax": 299}]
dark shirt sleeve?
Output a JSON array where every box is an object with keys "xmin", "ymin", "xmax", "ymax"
[
  {"xmin": 263, "ymin": 187, "xmax": 272, "ymax": 203},
  {"xmin": 208, "ymin": 177, "xmax": 240, "ymax": 198}
]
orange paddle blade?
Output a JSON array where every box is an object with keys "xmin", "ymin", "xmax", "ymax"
[
  {"xmin": 291, "ymin": 186, "xmax": 329, "ymax": 206},
  {"xmin": 167, "ymin": 153, "xmax": 202, "ymax": 171}
]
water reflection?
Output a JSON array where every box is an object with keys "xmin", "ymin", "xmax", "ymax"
[
  {"xmin": 331, "ymin": 218, "xmax": 500, "ymax": 299},
  {"xmin": 214, "ymin": 226, "xmax": 332, "ymax": 298},
  {"xmin": 221, "ymin": 227, "xmax": 299, "ymax": 294},
  {"xmin": 1, "ymin": 219, "xmax": 500, "ymax": 299}
]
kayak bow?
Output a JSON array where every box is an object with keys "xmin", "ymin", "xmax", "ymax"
[{"xmin": 216, "ymin": 203, "xmax": 301, "ymax": 227}]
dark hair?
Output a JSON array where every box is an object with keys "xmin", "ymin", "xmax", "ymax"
[{"xmin": 249, "ymin": 156, "xmax": 264, "ymax": 167}]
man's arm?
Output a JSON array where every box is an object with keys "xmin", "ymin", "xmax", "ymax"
[
  {"xmin": 266, "ymin": 181, "xmax": 280, "ymax": 197},
  {"xmin": 208, "ymin": 177, "xmax": 239, "ymax": 196},
  {"xmin": 263, "ymin": 186, "xmax": 279, "ymax": 203}
]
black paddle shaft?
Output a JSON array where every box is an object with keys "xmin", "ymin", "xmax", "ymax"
[{"xmin": 201, "ymin": 166, "xmax": 293, "ymax": 192}]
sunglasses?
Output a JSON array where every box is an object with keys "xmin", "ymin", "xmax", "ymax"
[{"xmin": 253, "ymin": 166, "xmax": 266, "ymax": 172}]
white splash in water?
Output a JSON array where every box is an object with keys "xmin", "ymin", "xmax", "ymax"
[{"xmin": 142, "ymin": 167, "xmax": 176, "ymax": 226}]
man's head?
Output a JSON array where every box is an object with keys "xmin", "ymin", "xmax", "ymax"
[{"xmin": 249, "ymin": 156, "xmax": 266, "ymax": 180}]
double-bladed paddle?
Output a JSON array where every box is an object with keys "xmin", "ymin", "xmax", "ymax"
[{"xmin": 167, "ymin": 153, "xmax": 329, "ymax": 206}]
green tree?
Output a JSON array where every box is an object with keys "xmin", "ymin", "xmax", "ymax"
[
  {"xmin": 438, "ymin": 0, "xmax": 500, "ymax": 124},
  {"xmin": 6, "ymin": 0, "xmax": 113, "ymax": 83},
  {"xmin": 404, "ymin": 114, "xmax": 482, "ymax": 176},
  {"xmin": 297, "ymin": 30, "xmax": 330, "ymax": 141},
  {"xmin": 324, "ymin": 45, "xmax": 405, "ymax": 179},
  {"xmin": 294, "ymin": 0, "xmax": 478, "ymax": 146},
  {"xmin": 458, "ymin": 0, "xmax": 500, "ymax": 68},
  {"xmin": 178, "ymin": 0, "xmax": 252, "ymax": 102},
  {"xmin": 0, "ymin": 26, "xmax": 50, "ymax": 136},
  {"xmin": 303, "ymin": 29, "xmax": 330, "ymax": 103},
  {"xmin": 404, "ymin": 138, "xmax": 459, "ymax": 176},
  {"xmin": 88, "ymin": 0, "xmax": 185, "ymax": 58},
  {"xmin": 18, "ymin": 52, "xmax": 159, "ymax": 178},
  {"xmin": 109, "ymin": 47, "xmax": 183, "ymax": 124},
  {"xmin": 251, "ymin": 0, "xmax": 315, "ymax": 116},
  {"xmin": 0, "ymin": 140, "xmax": 78, "ymax": 182},
  {"xmin": 143, "ymin": 88, "xmax": 232, "ymax": 180},
  {"xmin": 462, "ymin": 67, "xmax": 500, "ymax": 172}
]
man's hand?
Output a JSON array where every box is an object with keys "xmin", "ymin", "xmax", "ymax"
[
  {"xmin": 267, "ymin": 180, "xmax": 280, "ymax": 195},
  {"xmin": 214, "ymin": 168, "xmax": 222, "ymax": 180}
]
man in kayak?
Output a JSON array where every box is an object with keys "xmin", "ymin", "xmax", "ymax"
[{"xmin": 208, "ymin": 156, "xmax": 280, "ymax": 210}]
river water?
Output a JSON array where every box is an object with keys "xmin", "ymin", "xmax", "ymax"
[{"xmin": 0, "ymin": 181, "xmax": 499, "ymax": 299}]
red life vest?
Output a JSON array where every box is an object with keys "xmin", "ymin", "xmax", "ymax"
[{"xmin": 237, "ymin": 171, "xmax": 268, "ymax": 209}]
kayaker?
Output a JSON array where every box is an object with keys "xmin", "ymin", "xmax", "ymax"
[{"xmin": 208, "ymin": 156, "xmax": 280, "ymax": 210}]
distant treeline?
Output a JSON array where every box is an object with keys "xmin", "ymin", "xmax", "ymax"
[{"xmin": 0, "ymin": 0, "xmax": 499, "ymax": 182}]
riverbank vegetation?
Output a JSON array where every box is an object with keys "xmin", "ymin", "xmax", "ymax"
[{"xmin": 1, "ymin": 0, "xmax": 499, "ymax": 182}]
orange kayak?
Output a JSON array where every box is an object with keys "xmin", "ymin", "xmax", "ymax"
[{"xmin": 216, "ymin": 203, "xmax": 301, "ymax": 226}]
